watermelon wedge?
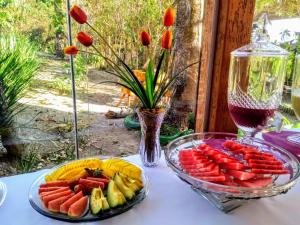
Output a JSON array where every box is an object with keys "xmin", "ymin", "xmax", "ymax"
[
  {"xmin": 40, "ymin": 181, "xmax": 69, "ymax": 188},
  {"xmin": 181, "ymin": 161, "xmax": 212, "ymax": 169},
  {"xmin": 40, "ymin": 187, "xmax": 70, "ymax": 197},
  {"xmin": 196, "ymin": 175, "xmax": 226, "ymax": 182},
  {"xmin": 251, "ymin": 169, "xmax": 289, "ymax": 174},
  {"xmin": 226, "ymin": 170, "xmax": 256, "ymax": 181},
  {"xmin": 184, "ymin": 163, "xmax": 217, "ymax": 173},
  {"xmin": 235, "ymin": 177, "xmax": 273, "ymax": 188},
  {"xmin": 79, "ymin": 178, "xmax": 104, "ymax": 190},
  {"xmin": 244, "ymin": 153, "xmax": 275, "ymax": 160},
  {"xmin": 60, "ymin": 191, "xmax": 83, "ymax": 214},
  {"xmin": 38, "ymin": 187, "xmax": 63, "ymax": 194},
  {"xmin": 247, "ymin": 159, "xmax": 283, "ymax": 165},
  {"xmin": 189, "ymin": 166, "xmax": 220, "ymax": 177},
  {"xmin": 48, "ymin": 194, "xmax": 74, "ymax": 212},
  {"xmin": 68, "ymin": 196, "xmax": 88, "ymax": 218},
  {"xmin": 221, "ymin": 162, "xmax": 245, "ymax": 170},
  {"xmin": 248, "ymin": 163, "xmax": 284, "ymax": 170},
  {"xmin": 42, "ymin": 190, "xmax": 73, "ymax": 207}
]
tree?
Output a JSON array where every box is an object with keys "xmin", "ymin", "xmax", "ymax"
[
  {"xmin": 165, "ymin": 0, "xmax": 201, "ymax": 130},
  {"xmin": 255, "ymin": 0, "xmax": 300, "ymax": 19},
  {"xmin": 39, "ymin": 0, "xmax": 66, "ymax": 58}
]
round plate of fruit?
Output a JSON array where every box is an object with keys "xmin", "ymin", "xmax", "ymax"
[
  {"xmin": 28, "ymin": 158, "xmax": 148, "ymax": 222},
  {"xmin": 165, "ymin": 132, "xmax": 300, "ymax": 199}
]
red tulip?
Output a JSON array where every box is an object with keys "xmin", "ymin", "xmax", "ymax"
[
  {"xmin": 76, "ymin": 32, "xmax": 93, "ymax": 47},
  {"xmin": 140, "ymin": 31, "xmax": 151, "ymax": 46},
  {"xmin": 64, "ymin": 46, "xmax": 79, "ymax": 55},
  {"xmin": 163, "ymin": 7, "xmax": 175, "ymax": 27},
  {"xmin": 69, "ymin": 5, "xmax": 87, "ymax": 24},
  {"xmin": 161, "ymin": 30, "xmax": 172, "ymax": 49}
]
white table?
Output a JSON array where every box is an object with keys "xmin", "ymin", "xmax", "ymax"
[{"xmin": 1, "ymin": 154, "xmax": 300, "ymax": 225}]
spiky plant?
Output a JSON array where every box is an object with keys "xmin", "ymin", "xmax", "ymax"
[{"xmin": 0, "ymin": 35, "xmax": 39, "ymax": 157}]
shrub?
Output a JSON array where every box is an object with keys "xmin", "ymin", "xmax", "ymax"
[{"xmin": 0, "ymin": 35, "xmax": 40, "ymax": 156}]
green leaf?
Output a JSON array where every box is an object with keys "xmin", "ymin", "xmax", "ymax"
[
  {"xmin": 145, "ymin": 61, "xmax": 154, "ymax": 108},
  {"xmin": 292, "ymin": 123, "xmax": 300, "ymax": 128},
  {"xmin": 153, "ymin": 50, "xmax": 165, "ymax": 89}
]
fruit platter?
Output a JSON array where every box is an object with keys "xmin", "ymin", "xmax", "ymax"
[
  {"xmin": 165, "ymin": 132, "xmax": 300, "ymax": 212},
  {"xmin": 28, "ymin": 158, "xmax": 148, "ymax": 222}
]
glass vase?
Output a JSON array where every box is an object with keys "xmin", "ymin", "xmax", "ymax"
[{"xmin": 137, "ymin": 108, "xmax": 165, "ymax": 167}]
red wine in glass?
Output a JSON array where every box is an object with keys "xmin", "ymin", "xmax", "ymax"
[{"xmin": 228, "ymin": 103, "xmax": 276, "ymax": 130}]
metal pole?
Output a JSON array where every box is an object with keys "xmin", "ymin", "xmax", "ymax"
[{"xmin": 66, "ymin": 0, "xmax": 79, "ymax": 159}]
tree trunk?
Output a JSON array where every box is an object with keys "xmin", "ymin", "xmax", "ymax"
[
  {"xmin": 165, "ymin": 0, "xmax": 202, "ymax": 130},
  {"xmin": 54, "ymin": 0, "xmax": 64, "ymax": 58}
]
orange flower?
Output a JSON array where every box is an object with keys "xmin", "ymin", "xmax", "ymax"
[
  {"xmin": 77, "ymin": 32, "xmax": 93, "ymax": 47},
  {"xmin": 161, "ymin": 30, "xmax": 172, "ymax": 49},
  {"xmin": 140, "ymin": 31, "xmax": 151, "ymax": 46},
  {"xmin": 69, "ymin": 5, "xmax": 87, "ymax": 24},
  {"xmin": 163, "ymin": 7, "xmax": 175, "ymax": 27},
  {"xmin": 64, "ymin": 46, "xmax": 79, "ymax": 55}
]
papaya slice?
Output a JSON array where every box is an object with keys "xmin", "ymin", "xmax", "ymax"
[{"xmin": 45, "ymin": 159, "xmax": 102, "ymax": 182}]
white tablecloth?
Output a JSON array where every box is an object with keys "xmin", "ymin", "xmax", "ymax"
[{"xmin": 1, "ymin": 154, "xmax": 300, "ymax": 225}]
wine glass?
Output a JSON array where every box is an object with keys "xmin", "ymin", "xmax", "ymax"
[
  {"xmin": 287, "ymin": 54, "xmax": 300, "ymax": 144},
  {"xmin": 228, "ymin": 42, "xmax": 289, "ymax": 138}
]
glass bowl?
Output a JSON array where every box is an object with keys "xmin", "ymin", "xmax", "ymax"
[
  {"xmin": 28, "ymin": 158, "xmax": 149, "ymax": 222},
  {"xmin": 0, "ymin": 180, "xmax": 7, "ymax": 207},
  {"xmin": 165, "ymin": 132, "xmax": 300, "ymax": 199}
]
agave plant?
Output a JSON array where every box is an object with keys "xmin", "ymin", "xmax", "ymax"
[{"xmin": 0, "ymin": 35, "xmax": 39, "ymax": 157}]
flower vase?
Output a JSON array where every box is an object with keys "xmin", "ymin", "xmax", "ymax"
[{"xmin": 137, "ymin": 108, "xmax": 165, "ymax": 167}]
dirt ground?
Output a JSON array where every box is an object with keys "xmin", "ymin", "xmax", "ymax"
[{"xmin": 0, "ymin": 54, "xmax": 140, "ymax": 176}]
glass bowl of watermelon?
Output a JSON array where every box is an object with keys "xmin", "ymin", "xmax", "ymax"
[
  {"xmin": 165, "ymin": 132, "xmax": 300, "ymax": 199},
  {"xmin": 28, "ymin": 158, "xmax": 149, "ymax": 222}
]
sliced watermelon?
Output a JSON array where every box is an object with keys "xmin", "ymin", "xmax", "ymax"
[
  {"xmin": 86, "ymin": 177, "xmax": 109, "ymax": 184},
  {"xmin": 181, "ymin": 161, "xmax": 212, "ymax": 169},
  {"xmin": 40, "ymin": 181, "xmax": 69, "ymax": 188},
  {"xmin": 48, "ymin": 194, "xmax": 74, "ymax": 212},
  {"xmin": 247, "ymin": 159, "xmax": 283, "ymax": 165},
  {"xmin": 184, "ymin": 163, "xmax": 217, "ymax": 173},
  {"xmin": 189, "ymin": 166, "xmax": 220, "ymax": 177},
  {"xmin": 198, "ymin": 144, "xmax": 209, "ymax": 150},
  {"xmin": 230, "ymin": 143, "xmax": 244, "ymax": 151},
  {"xmin": 40, "ymin": 187, "xmax": 70, "ymax": 197},
  {"xmin": 226, "ymin": 170, "xmax": 256, "ymax": 180},
  {"xmin": 38, "ymin": 187, "xmax": 63, "ymax": 194},
  {"xmin": 79, "ymin": 178, "xmax": 104, "ymax": 190},
  {"xmin": 214, "ymin": 157, "xmax": 238, "ymax": 164},
  {"xmin": 220, "ymin": 162, "xmax": 245, "ymax": 170},
  {"xmin": 68, "ymin": 196, "xmax": 88, "ymax": 218},
  {"xmin": 60, "ymin": 191, "xmax": 83, "ymax": 214},
  {"xmin": 196, "ymin": 175, "xmax": 226, "ymax": 182},
  {"xmin": 179, "ymin": 150, "xmax": 200, "ymax": 156},
  {"xmin": 180, "ymin": 158, "xmax": 210, "ymax": 165},
  {"xmin": 222, "ymin": 140, "xmax": 235, "ymax": 149},
  {"xmin": 237, "ymin": 147, "xmax": 259, "ymax": 154},
  {"xmin": 248, "ymin": 163, "xmax": 284, "ymax": 170},
  {"xmin": 42, "ymin": 190, "xmax": 73, "ymax": 207},
  {"xmin": 234, "ymin": 177, "xmax": 273, "ymax": 188},
  {"xmin": 251, "ymin": 169, "xmax": 289, "ymax": 174},
  {"xmin": 244, "ymin": 153, "xmax": 275, "ymax": 160}
]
